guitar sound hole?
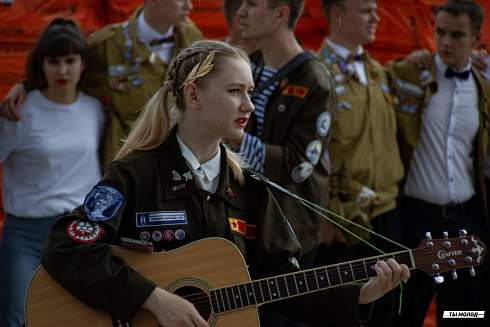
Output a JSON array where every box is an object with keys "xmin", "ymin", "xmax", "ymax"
[{"xmin": 174, "ymin": 286, "xmax": 212, "ymax": 321}]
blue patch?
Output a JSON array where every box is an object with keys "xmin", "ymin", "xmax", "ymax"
[
  {"xmin": 136, "ymin": 211, "xmax": 187, "ymax": 227},
  {"xmin": 84, "ymin": 186, "xmax": 124, "ymax": 221},
  {"xmin": 316, "ymin": 111, "xmax": 332, "ymax": 137}
]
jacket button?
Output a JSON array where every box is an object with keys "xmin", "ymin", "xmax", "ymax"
[{"xmin": 206, "ymin": 195, "xmax": 211, "ymax": 201}]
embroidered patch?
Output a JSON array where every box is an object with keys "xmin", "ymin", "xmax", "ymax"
[
  {"xmin": 338, "ymin": 100, "xmax": 352, "ymax": 110},
  {"xmin": 335, "ymin": 84, "xmax": 347, "ymax": 96},
  {"xmin": 67, "ymin": 219, "xmax": 103, "ymax": 243},
  {"xmin": 228, "ymin": 218, "xmax": 246, "ymax": 236},
  {"xmin": 396, "ymin": 78, "xmax": 424, "ymax": 98},
  {"xmin": 175, "ymin": 229, "xmax": 186, "ymax": 240},
  {"xmin": 152, "ymin": 230, "xmax": 163, "ymax": 242},
  {"xmin": 316, "ymin": 111, "xmax": 332, "ymax": 137},
  {"xmin": 163, "ymin": 230, "xmax": 174, "ymax": 241},
  {"xmin": 281, "ymin": 85, "xmax": 309, "ymax": 98},
  {"xmin": 306, "ymin": 140, "xmax": 323, "ymax": 165},
  {"xmin": 136, "ymin": 211, "xmax": 187, "ymax": 227},
  {"xmin": 84, "ymin": 186, "xmax": 124, "ymax": 222},
  {"xmin": 291, "ymin": 162, "xmax": 314, "ymax": 183},
  {"xmin": 140, "ymin": 231, "xmax": 151, "ymax": 242}
]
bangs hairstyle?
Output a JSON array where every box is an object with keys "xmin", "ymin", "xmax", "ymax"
[{"xmin": 24, "ymin": 18, "xmax": 99, "ymax": 90}]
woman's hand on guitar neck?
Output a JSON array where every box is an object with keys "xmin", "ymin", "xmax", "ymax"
[
  {"xmin": 142, "ymin": 287, "xmax": 209, "ymax": 327},
  {"xmin": 357, "ymin": 259, "xmax": 410, "ymax": 305}
]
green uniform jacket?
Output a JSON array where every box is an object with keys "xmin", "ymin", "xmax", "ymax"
[
  {"xmin": 248, "ymin": 50, "xmax": 336, "ymax": 254},
  {"xmin": 385, "ymin": 57, "xmax": 490, "ymax": 234},
  {"xmin": 316, "ymin": 41, "xmax": 404, "ymax": 246},
  {"xmin": 41, "ymin": 131, "xmax": 369, "ymax": 325},
  {"xmin": 86, "ymin": 7, "xmax": 203, "ymax": 169}
]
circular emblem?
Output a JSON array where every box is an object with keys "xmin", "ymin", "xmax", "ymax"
[
  {"xmin": 175, "ymin": 229, "xmax": 186, "ymax": 240},
  {"xmin": 152, "ymin": 230, "xmax": 163, "ymax": 242},
  {"xmin": 316, "ymin": 111, "xmax": 332, "ymax": 137},
  {"xmin": 278, "ymin": 104, "xmax": 286, "ymax": 112},
  {"xmin": 163, "ymin": 230, "xmax": 174, "ymax": 241},
  {"xmin": 305, "ymin": 140, "xmax": 323, "ymax": 165},
  {"xmin": 291, "ymin": 162, "xmax": 314, "ymax": 183},
  {"xmin": 67, "ymin": 219, "xmax": 103, "ymax": 243},
  {"xmin": 140, "ymin": 231, "xmax": 151, "ymax": 242}
]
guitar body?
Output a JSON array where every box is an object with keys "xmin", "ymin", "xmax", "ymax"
[{"xmin": 25, "ymin": 238, "xmax": 260, "ymax": 327}]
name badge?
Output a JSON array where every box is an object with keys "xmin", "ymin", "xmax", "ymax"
[{"xmin": 136, "ymin": 211, "xmax": 187, "ymax": 227}]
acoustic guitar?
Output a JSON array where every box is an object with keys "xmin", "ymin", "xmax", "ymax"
[{"xmin": 25, "ymin": 233, "xmax": 486, "ymax": 327}]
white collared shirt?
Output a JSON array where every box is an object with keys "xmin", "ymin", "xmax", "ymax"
[
  {"xmin": 404, "ymin": 55, "xmax": 478, "ymax": 205},
  {"xmin": 176, "ymin": 135, "xmax": 221, "ymax": 193},
  {"xmin": 135, "ymin": 9, "xmax": 174, "ymax": 64},
  {"xmin": 326, "ymin": 39, "xmax": 367, "ymax": 85}
]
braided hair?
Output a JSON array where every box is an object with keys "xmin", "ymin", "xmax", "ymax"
[{"xmin": 116, "ymin": 40, "xmax": 250, "ymax": 184}]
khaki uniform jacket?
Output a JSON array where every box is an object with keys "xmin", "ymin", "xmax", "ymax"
[
  {"xmin": 248, "ymin": 50, "xmax": 336, "ymax": 254},
  {"xmin": 385, "ymin": 57, "xmax": 490, "ymax": 233},
  {"xmin": 87, "ymin": 7, "xmax": 203, "ymax": 169},
  {"xmin": 317, "ymin": 41, "xmax": 404, "ymax": 246},
  {"xmin": 41, "ymin": 131, "xmax": 368, "ymax": 325}
]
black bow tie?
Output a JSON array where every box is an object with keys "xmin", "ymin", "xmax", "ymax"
[
  {"xmin": 445, "ymin": 67, "xmax": 470, "ymax": 80},
  {"xmin": 149, "ymin": 35, "xmax": 175, "ymax": 47}
]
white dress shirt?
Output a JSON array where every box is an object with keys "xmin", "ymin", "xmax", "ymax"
[
  {"xmin": 177, "ymin": 136, "xmax": 221, "ymax": 193},
  {"xmin": 135, "ymin": 9, "xmax": 174, "ymax": 64},
  {"xmin": 404, "ymin": 55, "xmax": 478, "ymax": 205}
]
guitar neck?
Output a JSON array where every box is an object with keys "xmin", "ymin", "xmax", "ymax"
[{"xmin": 210, "ymin": 250, "xmax": 413, "ymax": 314}]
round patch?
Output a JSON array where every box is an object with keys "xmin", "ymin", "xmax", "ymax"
[
  {"xmin": 291, "ymin": 162, "xmax": 314, "ymax": 183},
  {"xmin": 152, "ymin": 230, "xmax": 163, "ymax": 242},
  {"xmin": 163, "ymin": 230, "xmax": 174, "ymax": 241},
  {"xmin": 140, "ymin": 231, "xmax": 151, "ymax": 242},
  {"xmin": 175, "ymin": 229, "xmax": 186, "ymax": 240},
  {"xmin": 84, "ymin": 186, "xmax": 124, "ymax": 222},
  {"xmin": 67, "ymin": 219, "xmax": 103, "ymax": 243},
  {"xmin": 316, "ymin": 111, "xmax": 332, "ymax": 137},
  {"xmin": 305, "ymin": 140, "xmax": 323, "ymax": 165}
]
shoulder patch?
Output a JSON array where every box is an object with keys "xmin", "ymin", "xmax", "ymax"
[
  {"xmin": 316, "ymin": 111, "xmax": 332, "ymax": 137},
  {"xmin": 306, "ymin": 140, "xmax": 323, "ymax": 165},
  {"xmin": 396, "ymin": 78, "xmax": 424, "ymax": 98},
  {"xmin": 67, "ymin": 219, "xmax": 104, "ymax": 243},
  {"xmin": 84, "ymin": 186, "xmax": 124, "ymax": 221},
  {"xmin": 282, "ymin": 85, "xmax": 309, "ymax": 98},
  {"xmin": 291, "ymin": 162, "xmax": 314, "ymax": 183}
]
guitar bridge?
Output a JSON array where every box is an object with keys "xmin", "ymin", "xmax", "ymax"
[{"xmin": 112, "ymin": 316, "xmax": 131, "ymax": 327}]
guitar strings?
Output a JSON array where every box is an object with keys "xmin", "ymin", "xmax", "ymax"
[{"xmin": 172, "ymin": 243, "xmax": 474, "ymax": 314}]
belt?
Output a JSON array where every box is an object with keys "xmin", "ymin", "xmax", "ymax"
[{"xmin": 402, "ymin": 196, "xmax": 477, "ymax": 219}]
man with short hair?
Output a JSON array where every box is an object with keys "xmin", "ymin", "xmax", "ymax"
[
  {"xmin": 385, "ymin": 1, "xmax": 490, "ymax": 326},
  {"xmin": 232, "ymin": 1, "xmax": 337, "ymax": 325},
  {"xmin": 314, "ymin": 1, "xmax": 405, "ymax": 326}
]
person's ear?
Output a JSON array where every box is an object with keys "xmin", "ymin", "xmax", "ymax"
[
  {"xmin": 473, "ymin": 29, "xmax": 482, "ymax": 47},
  {"xmin": 331, "ymin": 6, "xmax": 342, "ymax": 29},
  {"xmin": 183, "ymin": 83, "xmax": 201, "ymax": 110},
  {"xmin": 275, "ymin": 5, "xmax": 290, "ymax": 25}
]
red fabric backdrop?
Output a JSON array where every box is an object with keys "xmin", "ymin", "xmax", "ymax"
[{"xmin": 1, "ymin": 0, "xmax": 490, "ymax": 231}]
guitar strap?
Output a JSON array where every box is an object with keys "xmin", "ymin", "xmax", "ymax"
[{"xmin": 245, "ymin": 168, "xmax": 301, "ymax": 201}]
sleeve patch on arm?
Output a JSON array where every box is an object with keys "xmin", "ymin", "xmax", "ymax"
[{"xmin": 84, "ymin": 186, "xmax": 124, "ymax": 221}]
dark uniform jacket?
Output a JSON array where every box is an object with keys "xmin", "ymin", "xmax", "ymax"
[
  {"xmin": 248, "ymin": 50, "xmax": 336, "ymax": 254},
  {"xmin": 87, "ymin": 6, "xmax": 203, "ymax": 168},
  {"xmin": 385, "ymin": 57, "xmax": 490, "ymax": 234},
  {"xmin": 41, "ymin": 131, "xmax": 368, "ymax": 325}
]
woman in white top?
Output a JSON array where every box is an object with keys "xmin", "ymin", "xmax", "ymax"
[{"xmin": 0, "ymin": 18, "xmax": 105, "ymax": 327}]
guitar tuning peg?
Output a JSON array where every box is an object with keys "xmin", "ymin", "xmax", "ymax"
[
  {"xmin": 443, "ymin": 231, "xmax": 449, "ymax": 239},
  {"xmin": 452, "ymin": 269, "xmax": 458, "ymax": 280},
  {"xmin": 434, "ymin": 273, "xmax": 444, "ymax": 284},
  {"xmin": 459, "ymin": 229, "xmax": 467, "ymax": 237},
  {"xmin": 469, "ymin": 266, "xmax": 476, "ymax": 277},
  {"xmin": 425, "ymin": 232, "xmax": 432, "ymax": 240}
]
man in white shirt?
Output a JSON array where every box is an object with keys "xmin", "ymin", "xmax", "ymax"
[{"xmin": 385, "ymin": 1, "xmax": 490, "ymax": 326}]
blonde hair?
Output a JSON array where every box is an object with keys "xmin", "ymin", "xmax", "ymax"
[{"xmin": 116, "ymin": 40, "xmax": 250, "ymax": 185}]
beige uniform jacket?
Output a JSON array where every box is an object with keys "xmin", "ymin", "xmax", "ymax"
[
  {"xmin": 87, "ymin": 7, "xmax": 203, "ymax": 169},
  {"xmin": 317, "ymin": 41, "xmax": 404, "ymax": 245}
]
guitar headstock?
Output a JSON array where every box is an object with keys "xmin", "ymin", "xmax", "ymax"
[{"xmin": 412, "ymin": 230, "xmax": 486, "ymax": 282}]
